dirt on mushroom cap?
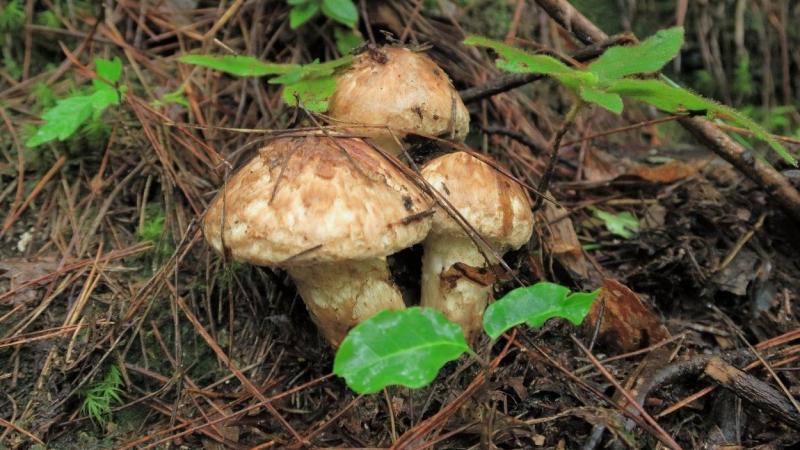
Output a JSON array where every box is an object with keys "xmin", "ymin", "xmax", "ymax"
[{"xmin": 203, "ymin": 136, "xmax": 433, "ymax": 266}]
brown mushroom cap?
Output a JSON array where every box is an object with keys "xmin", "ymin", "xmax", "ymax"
[
  {"xmin": 421, "ymin": 151, "xmax": 533, "ymax": 249},
  {"xmin": 203, "ymin": 136, "xmax": 433, "ymax": 266},
  {"xmin": 327, "ymin": 47, "xmax": 470, "ymax": 154}
]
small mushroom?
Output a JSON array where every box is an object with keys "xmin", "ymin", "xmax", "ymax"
[
  {"xmin": 420, "ymin": 151, "xmax": 534, "ymax": 338},
  {"xmin": 203, "ymin": 136, "xmax": 433, "ymax": 345},
  {"xmin": 328, "ymin": 46, "xmax": 470, "ymax": 156}
]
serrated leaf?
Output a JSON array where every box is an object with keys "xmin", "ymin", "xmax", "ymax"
[
  {"xmin": 580, "ymin": 86, "xmax": 623, "ymax": 114},
  {"xmin": 25, "ymin": 95, "xmax": 94, "ymax": 147},
  {"xmin": 592, "ymin": 208, "xmax": 639, "ymax": 238},
  {"xmin": 290, "ymin": 2, "xmax": 319, "ymax": 29},
  {"xmin": 321, "ymin": 0, "xmax": 358, "ymax": 28},
  {"xmin": 281, "ymin": 76, "xmax": 338, "ymax": 112},
  {"xmin": 334, "ymin": 308, "xmax": 469, "ymax": 394},
  {"xmin": 607, "ymin": 78, "xmax": 797, "ymax": 165},
  {"xmin": 483, "ymin": 283, "xmax": 600, "ymax": 339},
  {"xmin": 465, "ymin": 35, "xmax": 594, "ymax": 92},
  {"xmin": 465, "ymin": 35, "xmax": 575, "ymax": 77},
  {"xmin": 87, "ymin": 87, "xmax": 121, "ymax": 112},
  {"xmin": 178, "ymin": 54, "xmax": 297, "ymax": 77},
  {"xmin": 589, "ymin": 27, "xmax": 684, "ymax": 80}
]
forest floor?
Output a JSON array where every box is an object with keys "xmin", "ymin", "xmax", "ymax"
[{"xmin": 1, "ymin": 1, "xmax": 799, "ymax": 449}]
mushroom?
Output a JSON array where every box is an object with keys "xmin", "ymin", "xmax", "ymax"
[
  {"xmin": 203, "ymin": 136, "xmax": 433, "ymax": 345},
  {"xmin": 420, "ymin": 151, "xmax": 534, "ymax": 338},
  {"xmin": 328, "ymin": 46, "xmax": 470, "ymax": 156}
]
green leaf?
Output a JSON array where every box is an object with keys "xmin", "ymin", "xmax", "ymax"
[
  {"xmin": 465, "ymin": 35, "xmax": 575, "ymax": 77},
  {"xmin": 94, "ymin": 57, "xmax": 123, "ymax": 83},
  {"xmin": 580, "ymin": 86, "xmax": 623, "ymax": 114},
  {"xmin": 335, "ymin": 28, "xmax": 362, "ymax": 55},
  {"xmin": 588, "ymin": 27, "xmax": 684, "ymax": 80},
  {"xmin": 606, "ymin": 78, "xmax": 797, "ymax": 165},
  {"xmin": 25, "ymin": 95, "xmax": 94, "ymax": 147},
  {"xmin": 281, "ymin": 76, "xmax": 338, "ymax": 112},
  {"xmin": 334, "ymin": 307, "xmax": 469, "ymax": 394},
  {"xmin": 483, "ymin": 283, "xmax": 600, "ymax": 339},
  {"xmin": 178, "ymin": 54, "xmax": 297, "ymax": 77},
  {"xmin": 321, "ymin": 0, "xmax": 358, "ymax": 28},
  {"xmin": 290, "ymin": 2, "xmax": 319, "ymax": 29},
  {"xmin": 269, "ymin": 56, "xmax": 352, "ymax": 84},
  {"xmin": 464, "ymin": 35, "xmax": 593, "ymax": 92},
  {"xmin": 591, "ymin": 208, "xmax": 639, "ymax": 238}
]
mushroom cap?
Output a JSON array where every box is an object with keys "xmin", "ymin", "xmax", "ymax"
[
  {"xmin": 327, "ymin": 46, "xmax": 470, "ymax": 154},
  {"xmin": 421, "ymin": 151, "xmax": 534, "ymax": 249},
  {"xmin": 203, "ymin": 136, "xmax": 433, "ymax": 266}
]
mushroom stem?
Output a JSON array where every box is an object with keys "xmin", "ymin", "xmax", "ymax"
[
  {"xmin": 287, "ymin": 258, "xmax": 406, "ymax": 345},
  {"xmin": 421, "ymin": 234, "xmax": 496, "ymax": 338}
]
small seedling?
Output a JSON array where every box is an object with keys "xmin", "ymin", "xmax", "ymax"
[
  {"xmin": 82, "ymin": 365, "xmax": 123, "ymax": 426},
  {"xmin": 26, "ymin": 57, "xmax": 125, "ymax": 148},
  {"xmin": 590, "ymin": 208, "xmax": 640, "ymax": 239},
  {"xmin": 333, "ymin": 282, "xmax": 600, "ymax": 394}
]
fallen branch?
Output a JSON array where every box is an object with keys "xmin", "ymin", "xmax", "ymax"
[{"xmin": 705, "ymin": 357, "xmax": 800, "ymax": 430}]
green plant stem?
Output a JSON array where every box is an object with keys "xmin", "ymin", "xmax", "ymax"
[{"xmin": 533, "ymin": 100, "xmax": 583, "ymax": 211}]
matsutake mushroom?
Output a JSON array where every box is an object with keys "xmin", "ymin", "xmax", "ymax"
[
  {"xmin": 203, "ymin": 136, "xmax": 433, "ymax": 345},
  {"xmin": 328, "ymin": 46, "xmax": 470, "ymax": 156},
  {"xmin": 420, "ymin": 151, "xmax": 534, "ymax": 338}
]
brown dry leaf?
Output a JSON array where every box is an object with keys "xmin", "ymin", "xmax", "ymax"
[
  {"xmin": 586, "ymin": 279, "xmax": 671, "ymax": 352},
  {"xmin": 627, "ymin": 160, "xmax": 702, "ymax": 183},
  {"xmin": 583, "ymin": 148, "xmax": 624, "ymax": 182},
  {"xmin": 0, "ymin": 257, "xmax": 58, "ymax": 305},
  {"xmin": 538, "ymin": 201, "xmax": 590, "ymax": 280}
]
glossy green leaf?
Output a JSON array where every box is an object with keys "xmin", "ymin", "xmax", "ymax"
[
  {"xmin": 321, "ymin": 0, "xmax": 358, "ymax": 28},
  {"xmin": 334, "ymin": 308, "xmax": 469, "ymax": 394},
  {"xmin": 178, "ymin": 54, "xmax": 297, "ymax": 77},
  {"xmin": 580, "ymin": 86, "xmax": 623, "ymax": 114},
  {"xmin": 588, "ymin": 27, "xmax": 684, "ymax": 80},
  {"xmin": 591, "ymin": 208, "xmax": 639, "ymax": 238},
  {"xmin": 606, "ymin": 78, "xmax": 796, "ymax": 165},
  {"xmin": 289, "ymin": 2, "xmax": 319, "ymax": 29},
  {"xmin": 483, "ymin": 283, "xmax": 600, "ymax": 339}
]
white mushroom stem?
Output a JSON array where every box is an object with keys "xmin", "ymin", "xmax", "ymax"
[
  {"xmin": 287, "ymin": 258, "xmax": 406, "ymax": 346},
  {"xmin": 421, "ymin": 233, "xmax": 501, "ymax": 338}
]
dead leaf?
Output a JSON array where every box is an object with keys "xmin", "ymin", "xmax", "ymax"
[
  {"xmin": 586, "ymin": 279, "xmax": 671, "ymax": 352},
  {"xmin": 627, "ymin": 160, "xmax": 701, "ymax": 183},
  {"xmin": 0, "ymin": 257, "xmax": 58, "ymax": 305},
  {"xmin": 539, "ymin": 201, "xmax": 590, "ymax": 280}
]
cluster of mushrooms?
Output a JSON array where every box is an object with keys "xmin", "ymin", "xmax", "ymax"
[{"xmin": 203, "ymin": 47, "xmax": 534, "ymax": 346}]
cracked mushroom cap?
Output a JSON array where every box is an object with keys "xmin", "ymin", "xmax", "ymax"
[
  {"xmin": 203, "ymin": 136, "xmax": 433, "ymax": 266},
  {"xmin": 327, "ymin": 46, "xmax": 470, "ymax": 155},
  {"xmin": 422, "ymin": 151, "xmax": 534, "ymax": 248}
]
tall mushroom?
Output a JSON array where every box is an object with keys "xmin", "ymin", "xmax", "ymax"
[
  {"xmin": 328, "ymin": 46, "xmax": 470, "ymax": 156},
  {"xmin": 420, "ymin": 151, "xmax": 534, "ymax": 338},
  {"xmin": 203, "ymin": 136, "xmax": 433, "ymax": 345}
]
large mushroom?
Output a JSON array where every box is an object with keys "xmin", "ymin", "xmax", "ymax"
[
  {"xmin": 328, "ymin": 46, "xmax": 470, "ymax": 156},
  {"xmin": 420, "ymin": 151, "xmax": 534, "ymax": 338},
  {"xmin": 203, "ymin": 136, "xmax": 433, "ymax": 345}
]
